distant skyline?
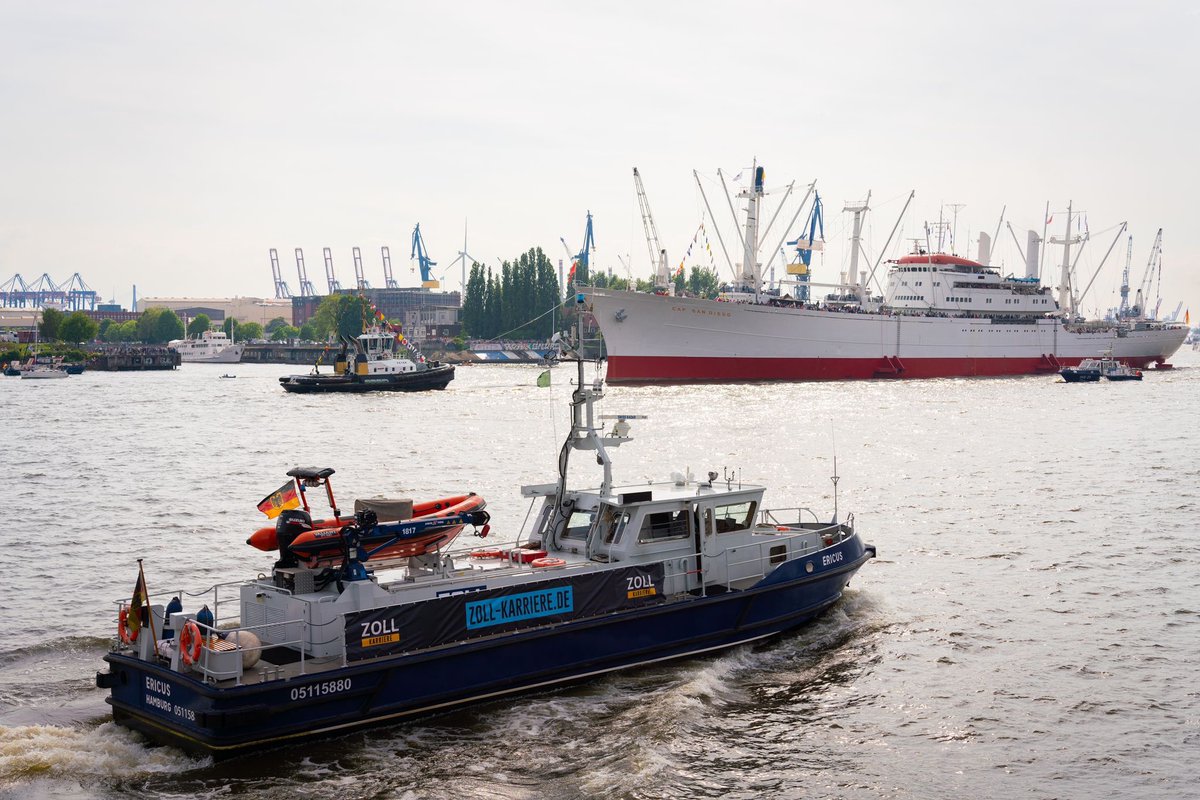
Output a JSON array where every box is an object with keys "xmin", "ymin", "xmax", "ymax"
[{"xmin": 1, "ymin": 2, "xmax": 1196, "ymax": 321}]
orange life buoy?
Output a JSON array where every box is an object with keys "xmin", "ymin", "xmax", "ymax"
[
  {"xmin": 469, "ymin": 548, "xmax": 506, "ymax": 559},
  {"xmin": 531, "ymin": 557, "xmax": 567, "ymax": 568},
  {"xmin": 118, "ymin": 607, "xmax": 138, "ymax": 644},
  {"xmin": 180, "ymin": 620, "xmax": 203, "ymax": 666}
]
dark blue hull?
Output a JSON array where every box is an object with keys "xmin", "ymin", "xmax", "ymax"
[{"xmin": 100, "ymin": 538, "xmax": 874, "ymax": 756}]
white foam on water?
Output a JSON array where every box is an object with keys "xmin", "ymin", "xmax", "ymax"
[{"xmin": 0, "ymin": 722, "xmax": 207, "ymax": 784}]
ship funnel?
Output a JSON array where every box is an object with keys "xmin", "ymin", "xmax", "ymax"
[
  {"xmin": 977, "ymin": 232, "xmax": 991, "ymax": 265},
  {"xmin": 1025, "ymin": 230, "xmax": 1040, "ymax": 279}
]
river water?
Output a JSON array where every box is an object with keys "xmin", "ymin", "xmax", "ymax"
[{"xmin": 1, "ymin": 350, "xmax": 1197, "ymax": 799}]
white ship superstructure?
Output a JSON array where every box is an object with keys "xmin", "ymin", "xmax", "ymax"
[
  {"xmin": 587, "ymin": 167, "xmax": 1187, "ymax": 383},
  {"xmin": 168, "ymin": 330, "xmax": 245, "ymax": 364}
]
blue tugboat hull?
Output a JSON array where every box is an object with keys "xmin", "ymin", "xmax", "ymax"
[{"xmin": 101, "ymin": 539, "xmax": 874, "ymax": 756}]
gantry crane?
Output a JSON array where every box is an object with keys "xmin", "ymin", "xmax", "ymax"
[
  {"xmin": 633, "ymin": 168, "xmax": 670, "ymax": 292},
  {"xmin": 562, "ymin": 213, "xmax": 595, "ymax": 285},
  {"xmin": 294, "ymin": 249, "xmax": 317, "ymax": 297},
  {"xmin": 323, "ymin": 248, "xmax": 343, "ymax": 294},
  {"xmin": 269, "ymin": 249, "xmax": 292, "ymax": 298},
  {"xmin": 381, "ymin": 246, "xmax": 400, "ymax": 289},
  {"xmin": 353, "ymin": 247, "xmax": 370, "ymax": 291}
]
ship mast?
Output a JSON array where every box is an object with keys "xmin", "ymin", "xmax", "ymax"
[
  {"xmin": 1050, "ymin": 201, "xmax": 1082, "ymax": 318},
  {"xmin": 738, "ymin": 162, "xmax": 765, "ymax": 295}
]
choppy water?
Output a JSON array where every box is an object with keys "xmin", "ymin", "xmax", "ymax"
[{"xmin": 1, "ymin": 351, "xmax": 1197, "ymax": 799}]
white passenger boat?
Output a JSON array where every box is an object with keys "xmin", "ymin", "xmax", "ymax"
[{"xmin": 168, "ymin": 330, "xmax": 244, "ymax": 363}]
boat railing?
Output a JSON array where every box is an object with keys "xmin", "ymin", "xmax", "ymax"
[
  {"xmin": 758, "ymin": 507, "xmax": 826, "ymax": 527},
  {"xmin": 186, "ymin": 616, "xmax": 312, "ymax": 685},
  {"xmin": 707, "ymin": 521, "xmax": 854, "ymax": 592}
]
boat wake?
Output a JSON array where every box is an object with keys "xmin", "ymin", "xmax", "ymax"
[{"xmin": 0, "ymin": 721, "xmax": 207, "ymax": 785}]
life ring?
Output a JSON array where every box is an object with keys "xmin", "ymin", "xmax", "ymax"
[
  {"xmin": 179, "ymin": 620, "xmax": 203, "ymax": 666},
  {"xmin": 531, "ymin": 557, "xmax": 567, "ymax": 569},
  {"xmin": 118, "ymin": 607, "xmax": 138, "ymax": 644},
  {"xmin": 469, "ymin": 548, "xmax": 506, "ymax": 559}
]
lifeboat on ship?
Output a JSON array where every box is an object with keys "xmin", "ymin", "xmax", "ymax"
[
  {"xmin": 247, "ymin": 495, "xmax": 484, "ymax": 552},
  {"xmin": 287, "ymin": 494, "xmax": 487, "ymax": 567},
  {"xmin": 895, "ymin": 252, "xmax": 984, "ymax": 268}
]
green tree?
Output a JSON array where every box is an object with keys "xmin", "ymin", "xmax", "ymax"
[
  {"xmin": 115, "ymin": 320, "xmax": 140, "ymax": 342},
  {"xmin": 97, "ymin": 318, "xmax": 113, "ymax": 339},
  {"xmin": 187, "ymin": 313, "xmax": 211, "ymax": 338},
  {"xmin": 298, "ymin": 322, "xmax": 318, "ymax": 342},
  {"xmin": 264, "ymin": 316, "xmax": 288, "ymax": 335},
  {"xmin": 60, "ymin": 311, "xmax": 99, "ymax": 344},
  {"xmin": 222, "ymin": 317, "xmax": 238, "ymax": 338},
  {"xmin": 39, "ymin": 308, "xmax": 65, "ymax": 341},
  {"xmin": 271, "ymin": 325, "xmax": 300, "ymax": 342},
  {"xmin": 685, "ymin": 266, "xmax": 721, "ymax": 299},
  {"xmin": 312, "ymin": 294, "xmax": 369, "ymax": 341},
  {"xmin": 138, "ymin": 308, "xmax": 185, "ymax": 344},
  {"xmin": 238, "ymin": 322, "xmax": 263, "ymax": 341},
  {"xmin": 461, "ymin": 262, "xmax": 486, "ymax": 336}
]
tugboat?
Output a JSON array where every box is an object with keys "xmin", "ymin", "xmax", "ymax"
[
  {"xmin": 279, "ymin": 325, "xmax": 454, "ymax": 394},
  {"xmin": 97, "ymin": 295, "xmax": 875, "ymax": 757}
]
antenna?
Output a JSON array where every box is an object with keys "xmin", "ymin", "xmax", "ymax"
[{"xmin": 830, "ymin": 424, "xmax": 840, "ymax": 524}]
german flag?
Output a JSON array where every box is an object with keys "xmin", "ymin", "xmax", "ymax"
[
  {"xmin": 257, "ymin": 480, "xmax": 301, "ymax": 519},
  {"xmin": 127, "ymin": 568, "xmax": 148, "ymax": 641}
]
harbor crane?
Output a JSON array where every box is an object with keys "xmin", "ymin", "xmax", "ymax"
[
  {"xmin": 381, "ymin": 246, "xmax": 399, "ymax": 289},
  {"xmin": 269, "ymin": 249, "xmax": 292, "ymax": 298},
  {"xmin": 561, "ymin": 212, "xmax": 595, "ymax": 285},
  {"xmin": 633, "ymin": 168, "xmax": 671, "ymax": 293},
  {"xmin": 411, "ymin": 224, "xmax": 439, "ymax": 289},
  {"xmin": 322, "ymin": 248, "xmax": 343, "ymax": 294},
  {"xmin": 786, "ymin": 191, "xmax": 825, "ymax": 301},
  {"xmin": 294, "ymin": 249, "xmax": 317, "ymax": 297},
  {"xmin": 353, "ymin": 247, "xmax": 370, "ymax": 291}
]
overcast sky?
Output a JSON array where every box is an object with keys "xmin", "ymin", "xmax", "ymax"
[{"xmin": 1, "ymin": 1, "xmax": 1196, "ymax": 319}]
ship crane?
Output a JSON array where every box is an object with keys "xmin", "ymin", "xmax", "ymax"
[
  {"xmin": 322, "ymin": 248, "xmax": 342, "ymax": 294},
  {"xmin": 1132, "ymin": 228, "xmax": 1163, "ymax": 318},
  {"xmin": 353, "ymin": 247, "xmax": 370, "ymax": 291},
  {"xmin": 294, "ymin": 249, "xmax": 317, "ymax": 297},
  {"xmin": 633, "ymin": 168, "xmax": 671, "ymax": 293},
  {"xmin": 1117, "ymin": 234, "xmax": 1133, "ymax": 317},
  {"xmin": 381, "ymin": 246, "xmax": 399, "ymax": 289},
  {"xmin": 411, "ymin": 223, "xmax": 439, "ymax": 289},
  {"xmin": 269, "ymin": 249, "xmax": 292, "ymax": 298}
]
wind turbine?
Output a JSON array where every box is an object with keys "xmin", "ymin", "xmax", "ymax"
[{"xmin": 442, "ymin": 220, "xmax": 479, "ymax": 292}]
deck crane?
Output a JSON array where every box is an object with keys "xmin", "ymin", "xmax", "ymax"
[
  {"xmin": 633, "ymin": 168, "xmax": 671, "ymax": 293},
  {"xmin": 381, "ymin": 246, "xmax": 400, "ymax": 289},
  {"xmin": 322, "ymin": 248, "xmax": 343, "ymax": 294},
  {"xmin": 269, "ymin": 249, "xmax": 292, "ymax": 298},
  {"xmin": 294, "ymin": 249, "xmax": 317, "ymax": 297},
  {"xmin": 353, "ymin": 247, "xmax": 370, "ymax": 291},
  {"xmin": 562, "ymin": 213, "xmax": 595, "ymax": 286},
  {"xmin": 1117, "ymin": 234, "xmax": 1133, "ymax": 317},
  {"xmin": 786, "ymin": 192, "xmax": 825, "ymax": 301},
  {"xmin": 411, "ymin": 224, "xmax": 439, "ymax": 289},
  {"xmin": 1132, "ymin": 228, "xmax": 1162, "ymax": 318}
]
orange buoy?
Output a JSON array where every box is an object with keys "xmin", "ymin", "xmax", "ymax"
[
  {"xmin": 530, "ymin": 557, "xmax": 567, "ymax": 569},
  {"xmin": 469, "ymin": 548, "xmax": 506, "ymax": 559},
  {"xmin": 118, "ymin": 607, "xmax": 138, "ymax": 644},
  {"xmin": 179, "ymin": 620, "xmax": 203, "ymax": 666}
]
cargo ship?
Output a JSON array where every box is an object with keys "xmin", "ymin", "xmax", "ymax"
[{"xmin": 588, "ymin": 166, "xmax": 1186, "ymax": 383}]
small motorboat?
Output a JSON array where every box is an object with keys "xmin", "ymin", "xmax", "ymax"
[
  {"xmin": 1104, "ymin": 363, "xmax": 1143, "ymax": 381},
  {"xmin": 220, "ymin": 374, "xmax": 236, "ymax": 379},
  {"xmin": 1061, "ymin": 351, "xmax": 1143, "ymax": 383}
]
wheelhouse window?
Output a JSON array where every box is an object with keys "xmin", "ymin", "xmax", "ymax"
[
  {"xmin": 563, "ymin": 510, "xmax": 594, "ymax": 540},
  {"xmin": 637, "ymin": 508, "xmax": 692, "ymax": 542},
  {"xmin": 713, "ymin": 501, "xmax": 757, "ymax": 533}
]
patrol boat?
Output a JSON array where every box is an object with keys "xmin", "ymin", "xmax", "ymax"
[
  {"xmin": 96, "ymin": 299, "xmax": 875, "ymax": 756},
  {"xmin": 279, "ymin": 325, "xmax": 454, "ymax": 394}
]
